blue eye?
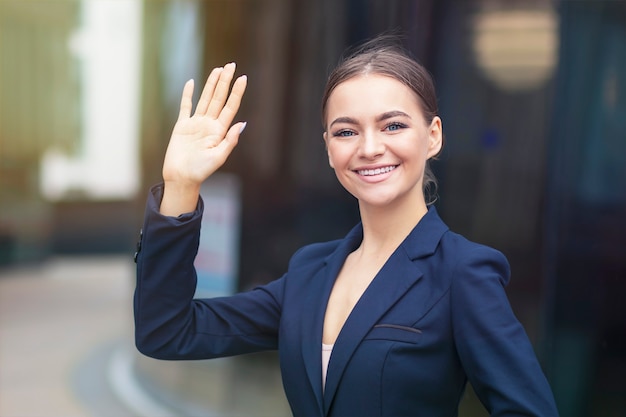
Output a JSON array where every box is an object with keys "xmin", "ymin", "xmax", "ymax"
[
  {"xmin": 385, "ymin": 122, "xmax": 406, "ymax": 132},
  {"xmin": 333, "ymin": 130, "xmax": 355, "ymax": 137}
]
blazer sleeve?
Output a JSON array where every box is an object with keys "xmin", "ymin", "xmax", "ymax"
[
  {"xmin": 450, "ymin": 245, "xmax": 559, "ymax": 416},
  {"xmin": 134, "ymin": 184, "xmax": 283, "ymax": 360}
]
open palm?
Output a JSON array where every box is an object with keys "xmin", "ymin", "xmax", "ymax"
[{"xmin": 163, "ymin": 63, "xmax": 247, "ymax": 187}]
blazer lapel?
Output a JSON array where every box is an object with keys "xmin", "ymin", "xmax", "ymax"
[
  {"xmin": 300, "ymin": 225, "xmax": 363, "ymax": 415},
  {"xmin": 322, "ymin": 249, "xmax": 423, "ymax": 413}
]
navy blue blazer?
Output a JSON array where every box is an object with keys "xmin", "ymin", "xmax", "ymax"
[{"xmin": 134, "ymin": 184, "xmax": 559, "ymax": 417}]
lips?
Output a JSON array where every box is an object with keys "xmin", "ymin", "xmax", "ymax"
[{"xmin": 356, "ymin": 165, "xmax": 398, "ymax": 176}]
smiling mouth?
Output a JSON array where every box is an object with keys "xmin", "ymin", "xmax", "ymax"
[{"xmin": 356, "ymin": 165, "xmax": 398, "ymax": 176}]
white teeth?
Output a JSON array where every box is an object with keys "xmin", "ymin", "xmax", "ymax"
[{"xmin": 357, "ymin": 165, "xmax": 397, "ymax": 176}]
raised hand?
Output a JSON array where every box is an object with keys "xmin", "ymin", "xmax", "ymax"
[{"xmin": 160, "ymin": 63, "xmax": 247, "ymax": 216}]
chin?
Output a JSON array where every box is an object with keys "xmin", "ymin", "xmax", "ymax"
[{"xmin": 356, "ymin": 194, "xmax": 400, "ymax": 208}]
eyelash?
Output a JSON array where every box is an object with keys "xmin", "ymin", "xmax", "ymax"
[
  {"xmin": 332, "ymin": 122, "xmax": 408, "ymax": 138},
  {"xmin": 384, "ymin": 122, "xmax": 407, "ymax": 131},
  {"xmin": 333, "ymin": 129, "xmax": 355, "ymax": 137}
]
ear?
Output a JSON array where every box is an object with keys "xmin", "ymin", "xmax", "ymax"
[
  {"xmin": 426, "ymin": 116, "xmax": 443, "ymax": 159},
  {"xmin": 323, "ymin": 131, "xmax": 334, "ymax": 169}
]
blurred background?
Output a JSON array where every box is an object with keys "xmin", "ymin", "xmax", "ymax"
[{"xmin": 1, "ymin": 0, "xmax": 625, "ymax": 416}]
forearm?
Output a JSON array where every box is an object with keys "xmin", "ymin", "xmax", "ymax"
[{"xmin": 134, "ymin": 183, "xmax": 203, "ymax": 358}]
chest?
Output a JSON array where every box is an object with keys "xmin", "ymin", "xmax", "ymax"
[{"xmin": 322, "ymin": 252, "xmax": 391, "ymax": 344}]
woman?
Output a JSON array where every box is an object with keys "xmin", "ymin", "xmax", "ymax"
[{"xmin": 134, "ymin": 38, "xmax": 559, "ymax": 416}]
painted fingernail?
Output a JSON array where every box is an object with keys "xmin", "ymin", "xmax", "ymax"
[{"xmin": 239, "ymin": 122, "xmax": 247, "ymax": 134}]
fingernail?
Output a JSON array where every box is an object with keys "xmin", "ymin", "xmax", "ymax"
[{"xmin": 239, "ymin": 122, "xmax": 247, "ymax": 134}]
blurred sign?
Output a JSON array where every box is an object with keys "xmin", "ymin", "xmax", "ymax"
[{"xmin": 194, "ymin": 173, "xmax": 241, "ymax": 298}]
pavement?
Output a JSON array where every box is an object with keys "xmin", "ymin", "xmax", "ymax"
[
  {"xmin": 0, "ymin": 255, "xmax": 291, "ymax": 417},
  {"xmin": 0, "ymin": 256, "xmax": 171, "ymax": 417}
]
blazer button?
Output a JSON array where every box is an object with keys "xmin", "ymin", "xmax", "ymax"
[{"xmin": 133, "ymin": 228, "xmax": 143, "ymax": 263}]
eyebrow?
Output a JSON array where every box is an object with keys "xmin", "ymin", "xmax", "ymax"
[
  {"xmin": 329, "ymin": 116, "xmax": 358, "ymax": 128},
  {"xmin": 329, "ymin": 110, "xmax": 411, "ymax": 128},
  {"xmin": 377, "ymin": 110, "xmax": 411, "ymax": 122}
]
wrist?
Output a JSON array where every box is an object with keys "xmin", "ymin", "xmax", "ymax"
[{"xmin": 160, "ymin": 180, "xmax": 201, "ymax": 217}]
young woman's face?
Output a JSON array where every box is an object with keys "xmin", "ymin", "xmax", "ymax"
[{"xmin": 323, "ymin": 74, "xmax": 442, "ymax": 210}]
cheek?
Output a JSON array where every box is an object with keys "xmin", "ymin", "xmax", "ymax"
[
  {"xmin": 326, "ymin": 143, "xmax": 343, "ymax": 168},
  {"xmin": 327, "ymin": 143, "xmax": 355, "ymax": 171},
  {"xmin": 327, "ymin": 152, "xmax": 335, "ymax": 169}
]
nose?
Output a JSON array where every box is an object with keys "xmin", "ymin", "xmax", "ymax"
[{"xmin": 358, "ymin": 130, "xmax": 385, "ymax": 159}]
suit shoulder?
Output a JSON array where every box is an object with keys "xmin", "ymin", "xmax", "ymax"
[
  {"xmin": 287, "ymin": 239, "xmax": 342, "ymax": 270},
  {"xmin": 440, "ymin": 230, "xmax": 506, "ymax": 260},
  {"xmin": 438, "ymin": 230, "xmax": 511, "ymax": 285},
  {"xmin": 439, "ymin": 230, "xmax": 510, "ymax": 270}
]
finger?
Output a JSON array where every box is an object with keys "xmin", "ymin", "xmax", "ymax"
[
  {"xmin": 214, "ymin": 121, "xmax": 247, "ymax": 161},
  {"xmin": 178, "ymin": 79, "xmax": 195, "ymax": 120},
  {"xmin": 207, "ymin": 62, "xmax": 236, "ymax": 118},
  {"xmin": 195, "ymin": 66, "xmax": 224, "ymax": 116},
  {"xmin": 218, "ymin": 75, "xmax": 247, "ymax": 126}
]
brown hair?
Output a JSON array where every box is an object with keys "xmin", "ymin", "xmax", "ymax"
[{"xmin": 321, "ymin": 35, "xmax": 443, "ymax": 205}]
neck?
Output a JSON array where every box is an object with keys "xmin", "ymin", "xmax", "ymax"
[{"xmin": 357, "ymin": 195, "xmax": 428, "ymax": 257}]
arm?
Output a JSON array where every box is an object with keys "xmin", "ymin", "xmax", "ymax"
[
  {"xmin": 451, "ymin": 246, "xmax": 559, "ymax": 416},
  {"xmin": 134, "ymin": 184, "xmax": 282, "ymax": 360}
]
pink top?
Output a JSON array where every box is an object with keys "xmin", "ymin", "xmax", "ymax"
[{"xmin": 322, "ymin": 343, "xmax": 334, "ymax": 391}]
